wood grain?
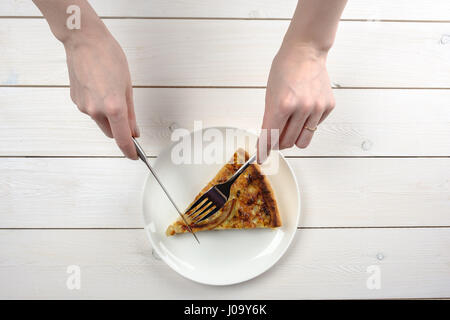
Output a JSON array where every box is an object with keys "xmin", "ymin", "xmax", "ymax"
[
  {"xmin": 1, "ymin": 157, "xmax": 448, "ymax": 228},
  {"xmin": 0, "ymin": 228, "xmax": 448, "ymax": 299},
  {"xmin": 1, "ymin": 0, "xmax": 449, "ymax": 20},
  {"xmin": 1, "ymin": 0, "xmax": 449, "ymax": 300},
  {"xmin": 1, "ymin": 20, "xmax": 450, "ymax": 87},
  {"xmin": 1, "ymin": 88, "xmax": 449, "ymax": 157}
]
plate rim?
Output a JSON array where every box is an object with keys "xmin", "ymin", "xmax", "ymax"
[{"xmin": 142, "ymin": 126, "xmax": 301, "ymax": 285}]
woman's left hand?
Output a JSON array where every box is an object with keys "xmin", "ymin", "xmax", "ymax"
[{"xmin": 258, "ymin": 44, "xmax": 335, "ymax": 163}]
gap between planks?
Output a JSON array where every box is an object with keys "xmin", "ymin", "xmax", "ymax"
[
  {"xmin": 1, "ymin": 226, "xmax": 449, "ymax": 230},
  {"xmin": 0, "ymin": 156, "xmax": 448, "ymax": 159},
  {"xmin": 2, "ymin": 85, "xmax": 450, "ymax": 90},
  {"xmin": 1, "ymin": 16, "xmax": 450, "ymax": 23}
]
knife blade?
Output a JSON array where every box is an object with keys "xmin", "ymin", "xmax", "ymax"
[{"xmin": 132, "ymin": 138, "xmax": 200, "ymax": 243}]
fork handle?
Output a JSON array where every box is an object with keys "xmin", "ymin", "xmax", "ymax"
[{"xmin": 227, "ymin": 153, "xmax": 257, "ymax": 186}]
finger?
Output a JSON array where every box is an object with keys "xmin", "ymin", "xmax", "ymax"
[
  {"xmin": 107, "ymin": 104, "xmax": 138, "ymax": 160},
  {"xmin": 126, "ymin": 85, "xmax": 140, "ymax": 137},
  {"xmin": 296, "ymin": 109, "xmax": 322, "ymax": 149},
  {"xmin": 279, "ymin": 110, "xmax": 309, "ymax": 149},
  {"xmin": 318, "ymin": 107, "xmax": 333, "ymax": 124},
  {"xmin": 91, "ymin": 114, "xmax": 113, "ymax": 138},
  {"xmin": 82, "ymin": 95, "xmax": 114, "ymax": 138},
  {"xmin": 257, "ymin": 109, "xmax": 289, "ymax": 164}
]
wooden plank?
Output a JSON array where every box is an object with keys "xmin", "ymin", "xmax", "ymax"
[
  {"xmin": 1, "ymin": 20, "xmax": 450, "ymax": 87},
  {"xmin": 0, "ymin": 228, "xmax": 448, "ymax": 299},
  {"xmin": 1, "ymin": 0, "xmax": 449, "ymax": 20},
  {"xmin": 1, "ymin": 87, "xmax": 449, "ymax": 157},
  {"xmin": 0, "ymin": 158, "xmax": 448, "ymax": 228}
]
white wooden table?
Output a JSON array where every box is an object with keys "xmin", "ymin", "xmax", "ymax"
[{"xmin": 0, "ymin": 0, "xmax": 449, "ymax": 299}]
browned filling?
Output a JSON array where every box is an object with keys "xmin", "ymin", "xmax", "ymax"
[{"xmin": 166, "ymin": 149, "xmax": 281, "ymax": 236}]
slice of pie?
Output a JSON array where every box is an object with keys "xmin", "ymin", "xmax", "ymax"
[{"xmin": 166, "ymin": 149, "xmax": 281, "ymax": 236}]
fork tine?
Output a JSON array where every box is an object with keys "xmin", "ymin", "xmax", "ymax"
[
  {"xmin": 187, "ymin": 199, "xmax": 212, "ymax": 218},
  {"xmin": 193, "ymin": 207, "xmax": 220, "ymax": 224},
  {"xmin": 190, "ymin": 202, "xmax": 215, "ymax": 221},
  {"xmin": 184, "ymin": 193, "xmax": 208, "ymax": 214}
]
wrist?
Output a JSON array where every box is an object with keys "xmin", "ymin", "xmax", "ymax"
[
  {"xmin": 282, "ymin": 24, "xmax": 335, "ymax": 58},
  {"xmin": 60, "ymin": 18, "xmax": 110, "ymax": 50},
  {"xmin": 277, "ymin": 40, "xmax": 328, "ymax": 64}
]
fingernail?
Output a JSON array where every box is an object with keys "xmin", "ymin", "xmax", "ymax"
[{"xmin": 135, "ymin": 125, "xmax": 140, "ymax": 137}]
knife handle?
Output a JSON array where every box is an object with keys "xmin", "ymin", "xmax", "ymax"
[{"xmin": 132, "ymin": 138, "xmax": 170, "ymax": 201}]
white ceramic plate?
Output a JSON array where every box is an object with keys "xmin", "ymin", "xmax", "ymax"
[{"xmin": 142, "ymin": 127, "xmax": 300, "ymax": 285}]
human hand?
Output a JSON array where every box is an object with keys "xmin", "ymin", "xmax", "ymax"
[
  {"xmin": 258, "ymin": 44, "xmax": 335, "ymax": 163},
  {"xmin": 64, "ymin": 33, "xmax": 139, "ymax": 159}
]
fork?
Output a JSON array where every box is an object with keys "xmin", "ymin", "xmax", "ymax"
[{"xmin": 186, "ymin": 153, "xmax": 257, "ymax": 225}]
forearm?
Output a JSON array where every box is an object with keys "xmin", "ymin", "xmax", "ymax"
[
  {"xmin": 283, "ymin": 0, "xmax": 347, "ymax": 54},
  {"xmin": 33, "ymin": 0, "xmax": 109, "ymax": 46}
]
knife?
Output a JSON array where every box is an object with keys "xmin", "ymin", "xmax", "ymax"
[{"xmin": 132, "ymin": 138, "xmax": 200, "ymax": 244}]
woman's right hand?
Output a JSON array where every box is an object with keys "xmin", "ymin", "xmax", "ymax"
[{"xmin": 64, "ymin": 31, "xmax": 139, "ymax": 159}]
